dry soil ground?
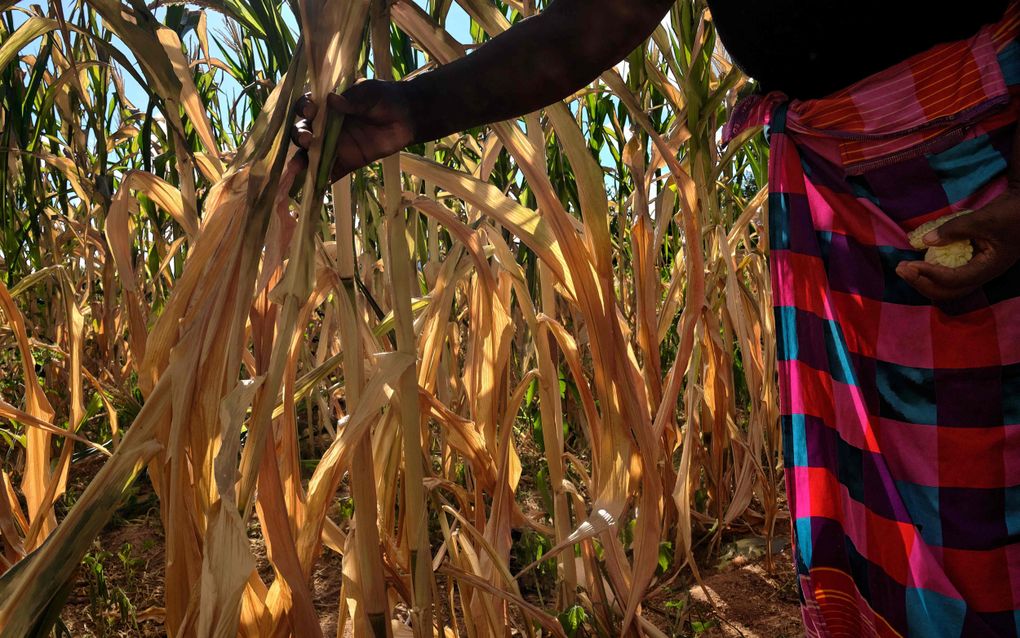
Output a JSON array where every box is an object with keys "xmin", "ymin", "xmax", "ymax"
[{"xmin": 57, "ymin": 476, "xmax": 801, "ymax": 637}]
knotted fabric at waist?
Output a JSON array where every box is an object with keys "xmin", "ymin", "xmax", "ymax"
[{"xmin": 723, "ymin": 1, "xmax": 1020, "ymax": 174}]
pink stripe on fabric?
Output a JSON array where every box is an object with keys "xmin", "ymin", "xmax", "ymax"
[
  {"xmin": 804, "ymin": 180, "xmax": 838, "ymax": 232},
  {"xmin": 979, "ymin": 33, "xmax": 1011, "ymax": 95},
  {"xmin": 791, "ymin": 466, "xmax": 812, "ymax": 522},
  {"xmin": 778, "ymin": 25, "xmax": 1011, "ymax": 172},
  {"xmin": 718, "ymin": 2, "xmax": 1020, "ymax": 143},
  {"xmin": 831, "ymin": 378, "xmax": 882, "ymax": 453},
  {"xmin": 772, "ymin": 141, "xmax": 810, "ymax": 194},
  {"xmin": 993, "ymin": 1, "xmax": 1020, "ymax": 48},
  {"xmin": 908, "ymin": 540, "xmax": 960, "ymax": 600},
  {"xmin": 792, "ymin": 465, "xmax": 919, "ymax": 589},
  {"xmin": 850, "ymin": 89, "xmax": 925, "ymax": 133},
  {"xmin": 778, "ymin": 360, "xmax": 834, "ymax": 422},
  {"xmin": 842, "ymin": 136, "xmax": 923, "ymax": 159},
  {"xmin": 800, "ymin": 33, "xmax": 1002, "ymax": 134},
  {"xmin": 913, "ymin": 68, "xmax": 985, "ymax": 114},
  {"xmin": 770, "ymin": 252, "xmax": 836, "ymax": 321}
]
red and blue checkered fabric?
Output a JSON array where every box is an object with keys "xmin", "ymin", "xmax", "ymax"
[{"xmin": 726, "ymin": 4, "xmax": 1020, "ymax": 636}]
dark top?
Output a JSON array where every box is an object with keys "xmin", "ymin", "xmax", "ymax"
[{"xmin": 707, "ymin": 1, "xmax": 1010, "ymax": 99}]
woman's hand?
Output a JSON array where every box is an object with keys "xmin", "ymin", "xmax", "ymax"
[
  {"xmin": 288, "ymin": 0, "xmax": 673, "ymax": 185},
  {"xmin": 896, "ymin": 189, "xmax": 1020, "ymax": 301},
  {"xmin": 290, "ymin": 79, "xmax": 416, "ymax": 181}
]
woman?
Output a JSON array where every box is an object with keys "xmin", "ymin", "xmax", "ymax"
[{"xmin": 293, "ymin": 2, "xmax": 1020, "ymax": 635}]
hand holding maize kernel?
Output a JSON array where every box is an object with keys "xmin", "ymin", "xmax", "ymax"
[
  {"xmin": 907, "ymin": 210, "xmax": 974, "ymax": 268},
  {"xmin": 895, "ymin": 191, "xmax": 1020, "ymax": 301}
]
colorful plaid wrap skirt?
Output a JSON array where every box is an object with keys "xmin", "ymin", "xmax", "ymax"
[{"xmin": 724, "ymin": 4, "xmax": 1020, "ymax": 636}]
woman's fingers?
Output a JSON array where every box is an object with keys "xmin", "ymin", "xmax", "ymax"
[
  {"xmin": 897, "ymin": 259, "xmax": 979, "ymax": 289},
  {"xmin": 296, "ymin": 94, "xmax": 317, "ymax": 119},
  {"xmin": 289, "ymin": 81, "xmax": 408, "ymax": 182},
  {"xmin": 923, "ymin": 210, "xmax": 983, "ymax": 246},
  {"xmin": 291, "ymin": 120, "xmax": 313, "ymax": 148},
  {"xmin": 895, "ymin": 241, "xmax": 1009, "ymax": 300},
  {"xmin": 292, "ymin": 94, "xmax": 316, "ymax": 149},
  {"xmin": 292, "ymin": 93, "xmax": 355, "ymax": 150},
  {"xmin": 895, "ymin": 261, "xmax": 978, "ymax": 301}
]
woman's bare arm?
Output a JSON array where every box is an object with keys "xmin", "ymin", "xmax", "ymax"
[
  {"xmin": 402, "ymin": 0, "xmax": 674, "ymax": 141},
  {"xmin": 293, "ymin": 0, "xmax": 673, "ymax": 178}
]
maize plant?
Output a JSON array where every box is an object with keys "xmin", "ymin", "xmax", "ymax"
[{"xmin": 0, "ymin": 0, "xmax": 779, "ymax": 635}]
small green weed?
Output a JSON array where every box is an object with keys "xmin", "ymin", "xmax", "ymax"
[{"xmin": 81, "ymin": 542, "xmax": 139, "ymax": 637}]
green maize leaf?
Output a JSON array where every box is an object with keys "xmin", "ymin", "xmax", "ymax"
[{"xmin": 373, "ymin": 295, "xmax": 432, "ymax": 338}]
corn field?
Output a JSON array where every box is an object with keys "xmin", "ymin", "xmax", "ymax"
[{"xmin": 0, "ymin": 0, "xmax": 780, "ymax": 635}]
